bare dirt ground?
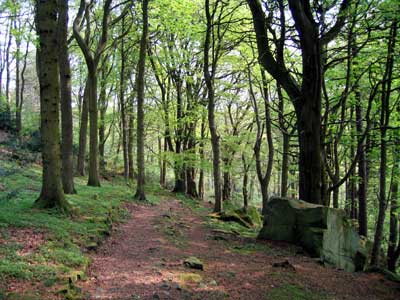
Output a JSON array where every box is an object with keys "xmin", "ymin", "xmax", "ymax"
[{"xmin": 80, "ymin": 197, "xmax": 400, "ymax": 300}]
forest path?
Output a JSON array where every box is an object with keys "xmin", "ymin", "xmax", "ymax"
[{"xmin": 80, "ymin": 196, "xmax": 400, "ymax": 300}]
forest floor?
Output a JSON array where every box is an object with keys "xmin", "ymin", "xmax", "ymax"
[
  {"xmin": 1, "ymin": 131, "xmax": 400, "ymax": 300},
  {"xmin": 79, "ymin": 195, "xmax": 400, "ymax": 300}
]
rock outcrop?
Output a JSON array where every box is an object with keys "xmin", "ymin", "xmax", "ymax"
[{"xmin": 258, "ymin": 197, "xmax": 370, "ymax": 272}]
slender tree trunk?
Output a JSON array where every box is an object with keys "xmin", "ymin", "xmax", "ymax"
[
  {"xmin": 128, "ymin": 104, "xmax": 135, "ymax": 180},
  {"xmin": 15, "ymin": 24, "xmax": 21, "ymax": 136},
  {"xmin": 34, "ymin": 0, "xmax": 70, "ymax": 212},
  {"xmin": 204, "ymin": 0, "xmax": 222, "ymax": 212},
  {"xmin": 222, "ymin": 158, "xmax": 231, "ymax": 201},
  {"xmin": 281, "ymin": 133, "xmax": 289, "ymax": 198},
  {"xmin": 172, "ymin": 79, "xmax": 186, "ymax": 193},
  {"xmin": 77, "ymin": 81, "xmax": 89, "ymax": 176},
  {"xmin": 134, "ymin": 0, "xmax": 149, "ymax": 200},
  {"xmin": 119, "ymin": 29, "xmax": 129, "ymax": 179},
  {"xmin": 58, "ymin": 0, "xmax": 76, "ymax": 194},
  {"xmin": 356, "ymin": 97, "xmax": 368, "ymax": 236},
  {"xmin": 18, "ymin": 38, "xmax": 29, "ymax": 137},
  {"xmin": 98, "ymin": 74, "xmax": 107, "ymax": 174},
  {"xmin": 242, "ymin": 154, "xmax": 249, "ymax": 211},
  {"xmin": 371, "ymin": 20, "xmax": 397, "ymax": 266},
  {"xmin": 87, "ymin": 68, "xmax": 101, "ymax": 187},
  {"xmin": 198, "ymin": 110, "xmax": 206, "ymax": 200},
  {"xmin": 387, "ymin": 157, "xmax": 399, "ymax": 271}
]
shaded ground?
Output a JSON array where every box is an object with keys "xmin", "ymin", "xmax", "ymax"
[{"xmin": 80, "ymin": 197, "xmax": 400, "ymax": 300}]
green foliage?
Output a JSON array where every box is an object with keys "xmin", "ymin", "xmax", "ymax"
[
  {"xmin": 0, "ymin": 157, "xmax": 132, "ymax": 296},
  {"xmin": 267, "ymin": 284, "xmax": 330, "ymax": 300}
]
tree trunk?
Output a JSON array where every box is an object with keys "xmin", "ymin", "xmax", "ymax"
[
  {"xmin": 34, "ymin": 0, "xmax": 70, "ymax": 212},
  {"xmin": 128, "ymin": 105, "xmax": 135, "ymax": 180},
  {"xmin": 371, "ymin": 20, "xmax": 397, "ymax": 266},
  {"xmin": 98, "ymin": 66, "xmax": 109, "ymax": 175},
  {"xmin": 204, "ymin": 0, "xmax": 222, "ymax": 212},
  {"xmin": 77, "ymin": 81, "xmax": 89, "ymax": 176},
  {"xmin": 198, "ymin": 111, "xmax": 206, "ymax": 200},
  {"xmin": 134, "ymin": 0, "xmax": 149, "ymax": 200},
  {"xmin": 356, "ymin": 97, "xmax": 368, "ymax": 236},
  {"xmin": 222, "ymin": 158, "xmax": 231, "ymax": 202},
  {"xmin": 15, "ymin": 22, "xmax": 21, "ymax": 136},
  {"xmin": 242, "ymin": 154, "xmax": 249, "ymax": 211},
  {"xmin": 58, "ymin": 0, "xmax": 76, "ymax": 194},
  {"xmin": 281, "ymin": 133, "xmax": 289, "ymax": 198},
  {"xmin": 387, "ymin": 164, "xmax": 399, "ymax": 271},
  {"xmin": 87, "ymin": 69, "xmax": 101, "ymax": 187},
  {"xmin": 119, "ymin": 28, "xmax": 129, "ymax": 180}
]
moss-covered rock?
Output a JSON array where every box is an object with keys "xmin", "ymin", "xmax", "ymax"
[
  {"xmin": 183, "ymin": 256, "xmax": 204, "ymax": 270},
  {"xmin": 208, "ymin": 206, "xmax": 262, "ymax": 229},
  {"xmin": 258, "ymin": 197, "xmax": 370, "ymax": 272}
]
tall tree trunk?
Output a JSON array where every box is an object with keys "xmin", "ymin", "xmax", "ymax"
[
  {"xmin": 172, "ymin": 78, "xmax": 186, "ymax": 193},
  {"xmin": 77, "ymin": 81, "xmax": 89, "ymax": 176},
  {"xmin": 356, "ymin": 96, "xmax": 368, "ymax": 236},
  {"xmin": 18, "ymin": 37, "xmax": 29, "ymax": 137},
  {"xmin": 222, "ymin": 158, "xmax": 231, "ymax": 201},
  {"xmin": 246, "ymin": 0, "xmax": 350, "ymax": 204},
  {"xmin": 87, "ymin": 69, "xmax": 101, "ymax": 187},
  {"xmin": 119, "ymin": 26, "xmax": 129, "ymax": 180},
  {"xmin": 34, "ymin": 0, "xmax": 70, "ymax": 212},
  {"xmin": 204, "ymin": 0, "xmax": 222, "ymax": 212},
  {"xmin": 134, "ymin": 0, "xmax": 149, "ymax": 200},
  {"xmin": 128, "ymin": 104, "xmax": 135, "ymax": 180},
  {"xmin": 58, "ymin": 0, "xmax": 76, "ymax": 194},
  {"xmin": 387, "ymin": 150, "xmax": 399, "ymax": 271},
  {"xmin": 371, "ymin": 20, "xmax": 397, "ymax": 266},
  {"xmin": 281, "ymin": 133, "xmax": 289, "ymax": 198},
  {"xmin": 198, "ymin": 110, "xmax": 206, "ymax": 200},
  {"xmin": 14, "ymin": 21, "xmax": 21, "ymax": 136},
  {"xmin": 242, "ymin": 154, "xmax": 250, "ymax": 211}
]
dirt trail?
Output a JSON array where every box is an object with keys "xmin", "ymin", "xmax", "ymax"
[{"xmin": 80, "ymin": 197, "xmax": 400, "ymax": 300}]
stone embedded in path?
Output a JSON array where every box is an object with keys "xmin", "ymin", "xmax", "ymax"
[
  {"xmin": 258, "ymin": 197, "xmax": 370, "ymax": 272},
  {"xmin": 183, "ymin": 256, "xmax": 204, "ymax": 270}
]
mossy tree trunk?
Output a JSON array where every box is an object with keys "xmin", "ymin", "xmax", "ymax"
[
  {"xmin": 77, "ymin": 81, "xmax": 89, "ymax": 176},
  {"xmin": 34, "ymin": 0, "xmax": 70, "ymax": 212},
  {"xmin": 58, "ymin": 0, "xmax": 76, "ymax": 194},
  {"xmin": 134, "ymin": 0, "xmax": 149, "ymax": 201}
]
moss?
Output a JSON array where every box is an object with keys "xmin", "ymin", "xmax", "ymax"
[
  {"xmin": 267, "ymin": 284, "xmax": 330, "ymax": 300},
  {"xmin": 231, "ymin": 242, "xmax": 269, "ymax": 255},
  {"xmin": 0, "ymin": 158, "xmax": 133, "ymax": 297},
  {"xmin": 179, "ymin": 272, "xmax": 203, "ymax": 284}
]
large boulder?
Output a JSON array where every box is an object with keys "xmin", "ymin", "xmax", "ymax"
[{"xmin": 258, "ymin": 197, "xmax": 370, "ymax": 272}]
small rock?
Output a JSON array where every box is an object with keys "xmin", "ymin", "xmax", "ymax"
[
  {"xmin": 199, "ymin": 282, "xmax": 207, "ymax": 289},
  {"xmin": 209, "ymin": 279, "xmax": 218, "ymax": 286},
  {"xmin": 183, "ymin": 256, "xmax": 204, "ymax": 270},
  {"xmin": 272, "ymin": 259, "xmax": 296, "ymax": 271}
]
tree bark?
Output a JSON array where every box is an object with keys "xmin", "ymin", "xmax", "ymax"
[
  {"xmin": 58, "ymin": 0, "xmax": 76, "ymax": 194},
  {"xmin": 371, "ymin": 20, "xmax": 397, "ymax": 266},
  {"xmin": 246, "ymin": 0, "xmax": 350, "ymax": 204},
  {"xmin": 34, "ymin": 0, "xmax": 70, "ymax": 212},
  {"xmin": 134, "ymin": 0, "xmax": 149, "ymax": 200},
  {"xmin": 77, "ymin": 81, "xmax": 89, "ymax": 176},
  {"xmin": 204, "ymin": 0, "xmax": 222, "ymax": 212}
]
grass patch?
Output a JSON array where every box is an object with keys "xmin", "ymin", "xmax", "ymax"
[
  {"xmin": 179, "ymin": 272, "xmax": 203, "ymax": 284},
  {"xmin": 231, "ymin": 242, "xmax": 269, "ymax": 255},
  {"xmin": 267, "ymin": 284, "xmax": 330, "ymax": 300},
  {"xmin": 0, "ymin": 155, "xmax": 134, "ymax": 297}
]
